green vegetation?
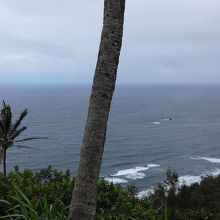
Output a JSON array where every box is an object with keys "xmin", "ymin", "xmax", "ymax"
[
  {"xmin": 0, "ymin": 101, "xmax": 28, "ymax": 176},
  {"xmin": 0, "ymin": 102, "xmax": 47, "ymax": 176},
  {"xmin": 0, "ymin": 167, "xmax": 220, "ymax": 219}
]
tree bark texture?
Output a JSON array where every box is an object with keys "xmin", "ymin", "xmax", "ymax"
[
  {"xmin": 69, "ymin": 0, "xmax": 126, "ymax": 219},
  {"xmin": 3, "ymin": 148, "xmax": 6, "ymax": 176},
  {"xmin": 0, "ymin": 147, "xmax": 3, "ymax": 165}
]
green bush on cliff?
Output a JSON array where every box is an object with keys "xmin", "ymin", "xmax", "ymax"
[{"xmin": 1, "ymin": 167, "xmax": 220, "ymax": 219}]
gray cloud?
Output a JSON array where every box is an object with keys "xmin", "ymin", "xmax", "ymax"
[{"xmin": 0, "ymin": 0, "xmax": 220, "ymax": 84}]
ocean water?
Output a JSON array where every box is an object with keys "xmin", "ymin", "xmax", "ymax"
[{"xmin": 1, "ymin": 84, "xmax": 220, "ymax": 193}]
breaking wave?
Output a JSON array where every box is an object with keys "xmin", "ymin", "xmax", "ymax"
[
  {"xmin": 137, "ymin": 187, "xmax": 155, "ymax": 198},
  {"xmin": 137, "ymin": 168, "xmax": 220, "ymax": 198},
  {"xmin": 178, "ymin": 168, "xmax": 220, "ymax": 187},
  {"xmin": 104, "ymin": 177, "xmax": 128, "ymax": 184},
  {"xmin": 191, "ymin": 156, "xmax": 220, "ymax": 163},
  {"xmin": 110, "ymin": 164, "xmax": 160, "ymax": 180},
  {"xmin": 178, "ymin": 175, "xmax": 202, "ymax": 186}
]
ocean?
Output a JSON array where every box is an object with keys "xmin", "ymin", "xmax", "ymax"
[{"xmin": 1, "ymin": 84, "xmax": 220, "ymax": 194}]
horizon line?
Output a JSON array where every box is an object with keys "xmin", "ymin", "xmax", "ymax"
[{"xmin": 1, "ymin": 82, "xmax": 220, "ymax": 86}]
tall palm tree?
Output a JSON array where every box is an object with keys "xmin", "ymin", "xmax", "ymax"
[
  {"xmin": 0, "ymin": 101, "xmax": 46, "ymax": 176},
  {"xmin": 69, "ymin": 0, "xmax": 126, "ymax": 219}
]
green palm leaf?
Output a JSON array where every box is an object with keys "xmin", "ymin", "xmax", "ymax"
[
  {"xmin": 10, "ymin": 109, "xmax": 28, "ymax": 136},
  {"xmin": 14, "ymin": 137, "xmax": 48, "ymax": 143},
  {"xmin": 0, "ymin": 101, "xmax": 47, "ymax": 176},
  {"xmin": 1, "ymin": 101, "xmax": 12, "ymax": 134},
  {"xmin": 10, "ymin": 127, "xmax": 27, "ymax": 142}
]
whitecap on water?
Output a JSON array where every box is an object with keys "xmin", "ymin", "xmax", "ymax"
[
  {"xmin": 177, "ymin": 167, "xmax": 220, "ymax": 188},
  {"xmin": 152, "ymin": 121, "xmax": 161, "ymax": 125},
  {"xmin": 178, "ymin": 168, "xmax": 220, "ymax": 187},
  {"xmin": 148, "ymin": 164, "xmax": 160, "ymax": 168},
  {"xmin": 111, "ymin": 166, "xmax": 151, "ymax": 177},
  {"xmin": 137, "ymin": 168, "xmax": 220, "ymax": 199},
  {"xmin": 178, "ymin": 175, "xmax": 202, "ymax": 187},
  {"xmin": 104, "ymin": 177, "xmax": 128, "ymax": 184},
  {"xmin": 209, "ymin": 168, "xmax": 220, "ymax": 176},
  {"xmin": 137, "ymin": 187, "xmax": 155, "ymax": 198},
  {"xmin": 125, "ymin": 172, "xmax": 146, "ymax": 180},
  {"xmin": 191, "ymin": 156, "xmax": 220, "ymax": 163},
  {"xmin": 110, "ymin": 164, "xmax": 160, "ymax": 180}
]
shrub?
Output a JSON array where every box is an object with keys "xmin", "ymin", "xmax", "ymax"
[{"xmin": 1, "ymin": 167, "xmax": 220, "ymax": 219}]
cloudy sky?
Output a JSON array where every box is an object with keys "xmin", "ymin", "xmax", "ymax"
[{"xmin": 0, "ymin": 0, "xmax": 220, "ymax": 84}]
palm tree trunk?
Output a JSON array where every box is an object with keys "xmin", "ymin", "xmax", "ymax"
[
  {"xmin": 3, "ymin": 148, "xmax": 6, "ymax": 176},
  {"xmin": 68, "ymin": 0, "xmax": 126, "ymax": 219},
  {"xmin": 0, "ymin": 147, "xmax": 3, "ymax": 165}
]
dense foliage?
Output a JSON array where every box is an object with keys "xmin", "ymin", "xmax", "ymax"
[
  {"xmin": 149, "ymin": 169, "xmax": 220, "ymax": 220},
  {"xmin": 0, "ymin": 167, "xmax": 220, "ymax": 219}
]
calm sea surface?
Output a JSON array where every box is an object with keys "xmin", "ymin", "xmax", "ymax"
[{"xmin": 1, "ymin": 84, "xmax": 220, "ymax": 191}]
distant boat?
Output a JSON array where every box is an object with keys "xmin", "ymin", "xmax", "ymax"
[{"xmin": 164, "ymin": 118, "xmax": 172, "ymax": 121}]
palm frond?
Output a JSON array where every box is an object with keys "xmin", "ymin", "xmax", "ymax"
[
  {"xmin": 9, "ymin": 127, "xmax": 27, "ymax": 141},
  {"xmin": 0, "ymin": 119, "xmax": 3, "ymax": 131},
  {"xmin": 1, "ymin": 101, "xmax": 12, "ymax": 134},
  {"xmin": 14, "ymin": 137, "xmax": 48, "ymax": 142},
  {"xmin": 10, "ymin": 109, "xmax": 28, "ymax": 136},
  {"xmin": 14, "ymin": 145, "xmax": 32, "ymax": 149},
  {"xmin": 2, "ymin": 100, "xmax": 6, "ymax": 108}
]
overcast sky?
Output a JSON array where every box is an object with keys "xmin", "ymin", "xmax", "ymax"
[{"xmin": 0, "ymin": 0, "xmax": 220, "ymax": 84}]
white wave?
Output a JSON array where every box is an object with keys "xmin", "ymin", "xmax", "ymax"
[
  {"xmin": 178, "ymin": 175, "xmax": 202, "ymax": 187},
  {"xmin": 138, "ymin": 175, "xmax": 202, "ymax": 199},
  {"xmin": 111, "ymin": 166, "xmax": 150, "ymax": 177},
  {"xmin": 191, "ymin": 156, "xmax": 220, "ymax": 163},
  {"xmin": 137, "ymin": 168, "xmax": 220, "ymax": 199},
  {"xmin": 152, "ymin": 121, "xmax": 160, "ymax": 125},
  {"xmin": 178, "ymin": 168, "xmax": 220, "ymax": 187},
  {"xmin": 209, "ymin": 168, "xmax": 220, "ymax": 177},
  {"xmin": 110, "ymin": 164, "xmax": 160, "ymax": 180},
  {"xmin": 137, "ymin": 187, "xmax": 155, "ymax": 198},
  {"xmin": 104, "ymin": 177, "xmax": 128, "ymax": 184},
  {"xmin": 111, "ymin": 164, "xmax": 160, "ymax": 177},
  {"xmin": 148, "ymin": 164, "xmax": 160, "ymax": 168},
  {"xmin": 125, "ymin": 172, "xmax": 146, "ymax": 180}
]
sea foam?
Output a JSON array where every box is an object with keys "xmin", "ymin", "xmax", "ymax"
[
  {"xmin": 209, "ymin": 168, "xmax": 220, "ymax": 176},
  {"xmin": 152, "ymin": 122, "xmax": 161, "ymax": 125},
  {"xmin": 137, "ymin": 175, "xmax": 202, "ymax": 199},
  {"xmin": 178, "ymin": 175, "xmax": 202, "ymax": 186},
  {"xmin": 104, "ymin": 177, "xmax": 128, "ymax": 184},
  {"xmin": 110, "ymin": 164, "xmax": 160, "ymax": 180},
  {"xmin": 178, "ymin": 168, "xmax": 220, "ymax": 186},
  {"xmin": 126, "ymin": 172, "xmax": 146, "ymax": 180},
  {"xmin": 191, "ymin": 156, "xmax": 220, "ymax": 163},
  {"xmin": 137, "ymin": 187, "xmax": 155, "ymax": 198},
  {"xmin": 137, "ymin": 168, "xmax": 220, "ymax": 199}
]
